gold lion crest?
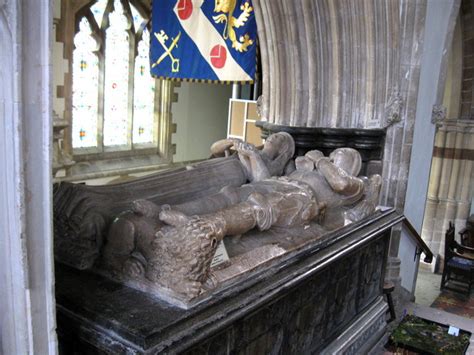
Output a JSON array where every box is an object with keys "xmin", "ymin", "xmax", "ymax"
[{"xmin": 213, "ymin": 0, "xmax": 254, "ymax": 52}]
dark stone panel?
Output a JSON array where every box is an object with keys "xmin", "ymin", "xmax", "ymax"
[{"xmin": 255, "ymin": 121, "xmax": 386, "ymax": 163}]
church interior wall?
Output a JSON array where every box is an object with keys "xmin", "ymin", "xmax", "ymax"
[
  {"xmin": 399, "ymin": 0, "xmax": 462, "ymax": 293},
  {"xmin": 419, "ymin": 1, "xmax": 474, "ymax": 263},
  {"xmin": 171, "ymin": 81, "xmax": 232, "ymax": 163}
]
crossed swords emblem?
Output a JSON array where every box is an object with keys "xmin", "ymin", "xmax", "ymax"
[{"xmin": 152, "ymin": 30, "xmax": 181, "ymax": 73}]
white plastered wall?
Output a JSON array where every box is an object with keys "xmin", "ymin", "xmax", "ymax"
[{"xmin": 172, "ymin": 82, "xmax": 232, "ymax": 162}]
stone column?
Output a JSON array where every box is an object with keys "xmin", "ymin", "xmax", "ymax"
[{"xmin": 422, "ymin": 120, "xmax": 474, "ymax": 262}]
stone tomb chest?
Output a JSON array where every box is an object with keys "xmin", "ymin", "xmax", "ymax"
[{"xmin": 54, "ymin": 130, "xmax": 396, "ymax": 353}]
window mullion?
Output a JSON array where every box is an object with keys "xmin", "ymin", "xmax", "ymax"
[
  {"xmin": 128, "ymin": 22, "xmax": 136, "ymax": 150},
  {"xmin": 97, "ymin": 35, "xmax": 106, "ymax": 154}
]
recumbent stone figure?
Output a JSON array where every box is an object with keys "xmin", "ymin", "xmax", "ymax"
[{"xmin": 101, "ymin": 133, "xmax": 381, "ymax": 300}]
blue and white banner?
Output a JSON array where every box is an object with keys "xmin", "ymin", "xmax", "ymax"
[{"xmin": 150, "ymin": 0, "xmax": 257, "ymax": 82}]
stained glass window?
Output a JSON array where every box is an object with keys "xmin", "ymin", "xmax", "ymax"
[
  {"xmin": 72, "ymin": 0, "xmax": 161, "ymax": 153},
  {"xmin": 130, "ymin": 3, "xmax": 145, "ymax": 32},
  {"xmin": 72, "ymin": 17, "xmax": 100, "ymax": 148},
  {"xmin": 133, "ymin": 29, "xmax": 155, "ymax": 145},
  {"xmin": 91, "ymin": 0, "xmax": 108, "ymax": 28},
  {"xmin": 103, "ymin": 0, "xmax": 131, "ymax": 147}
]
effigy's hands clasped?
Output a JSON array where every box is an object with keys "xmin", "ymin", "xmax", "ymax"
[{"xmin": 210, "ymin": 137, "xmax": 243, "ymax": 157}]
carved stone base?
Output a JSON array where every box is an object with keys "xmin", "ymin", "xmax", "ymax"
[{"xmin": 323, "ymin": 297, "xmax": 388, "ymax": 355}]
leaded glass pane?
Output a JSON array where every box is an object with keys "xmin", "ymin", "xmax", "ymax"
[
  {"xmin": 103, "ymin": 0, "xmax": 131, "ymax": 147},
  {"xmin": 72, "ymin": 17, "xmax": 100, "ymax": 149},
  {"xmin": 130, "ymin": 3, "xmax": 145, "ymax": 32},
  {"xmin": 91, "ymin": 0, "xmax": 108, "ymax": 28},
  {"xmin": 133, "ymin": 29, "xmax": 155, "ymax": 145}
]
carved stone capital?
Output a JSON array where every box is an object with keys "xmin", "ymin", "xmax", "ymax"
[
  {"xmin": 385, "ymin": 91, "xmax": 404, "ymax": 127},
  {"xmin": 431, "ymin": 104, "xmax": 447, "ymax": 125},
  {"xmin": 256, "ymin": 95, "xmax": 266, "ymax": 120}
]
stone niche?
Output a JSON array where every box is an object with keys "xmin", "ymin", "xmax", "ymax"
[{"xmin": 54, "ymin": 129, "xmax": 397, "ymax": 353}]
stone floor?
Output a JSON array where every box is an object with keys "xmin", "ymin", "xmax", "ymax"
[{"xmin": 414, "ymin": 266, "xmax": 442, "ymax": 306}]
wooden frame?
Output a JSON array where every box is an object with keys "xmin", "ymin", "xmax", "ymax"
[{"xmin": 227, "ymin": 98, "xmax": 263, "ymax": 146}]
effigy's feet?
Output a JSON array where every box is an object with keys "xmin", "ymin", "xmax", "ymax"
[{"xmin": 147, "ymin": 215, "xmax": 225, "ymax": 300}]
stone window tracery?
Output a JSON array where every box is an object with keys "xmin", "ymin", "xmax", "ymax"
[{"xmin": 70, "ymin": 0, "xmax": 168, "ymax": 160}]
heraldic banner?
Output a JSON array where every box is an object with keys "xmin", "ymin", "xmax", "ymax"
[{"xmin": 150, "ymin": 0, "xmax": 257, "ymax": 83}]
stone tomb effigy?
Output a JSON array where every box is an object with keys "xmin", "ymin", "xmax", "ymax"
[{"xmin": 54, "ymin": 131, "xmax": 399, "ymax": 353}]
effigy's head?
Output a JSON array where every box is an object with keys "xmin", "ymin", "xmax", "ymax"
[
  {"xmin": 330, "ymin": 148, "xmax": 362, "ymax": 176},
  {"xmin": 263, "ymin": 132, "xmax": 295, "ymax": 161}
]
